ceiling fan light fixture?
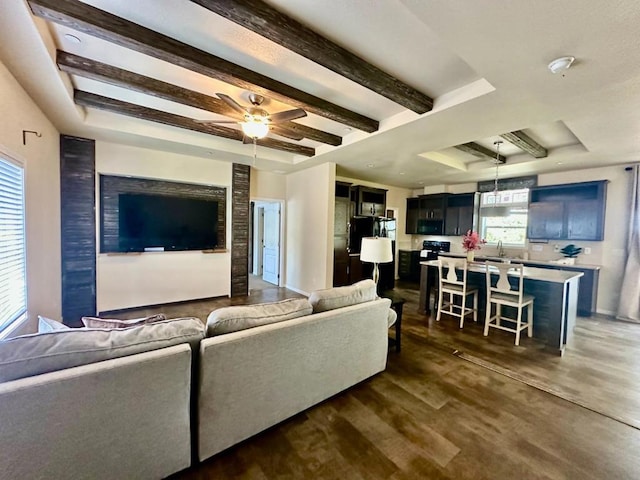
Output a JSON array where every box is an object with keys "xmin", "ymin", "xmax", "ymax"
[
  {"xmin": 548, "ymin": 56, "xmax": 575, "ymax": 74},
  {"xmin": 241, "ymin": 120, "xmax": 269, "ymax": 139}
]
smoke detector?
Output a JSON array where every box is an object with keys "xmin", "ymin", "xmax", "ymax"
[{"xmin": 548, "ymin": 56, "xmax": 575, "ymax": 74}]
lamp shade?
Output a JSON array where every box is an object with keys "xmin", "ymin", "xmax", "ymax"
[{"xmin": 360, "ymin": 237, "xmax": 393, "ymax": 264}]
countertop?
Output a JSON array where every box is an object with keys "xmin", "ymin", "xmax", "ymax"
[
  {"xmin": 420, "ymin": 259, "xmax": 584, "ymax": 284},
  {"xmin": 438, "ymin": 252, "xmax": 601, "ymax": 270}
]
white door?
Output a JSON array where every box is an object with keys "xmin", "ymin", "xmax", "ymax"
[{"xmin": 262, "ymin": 203, "xmax": 280, "ymax": 285}]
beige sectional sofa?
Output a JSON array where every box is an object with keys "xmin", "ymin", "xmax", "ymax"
[{"xmin": 0, "ymin": 280, "xmax": 394, "ymax": 479}]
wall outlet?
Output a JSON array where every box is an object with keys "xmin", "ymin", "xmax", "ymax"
[
  {"xmin": 531, "ymin": 244, "xmax": 543, "ymax": 252},
  {"xmin": 553, "ymin": 244, "xmax": 560, "ymax": 253},
  {"xmin": 584, "ymin": 247, "xmax": 592, "ymax": 255}
]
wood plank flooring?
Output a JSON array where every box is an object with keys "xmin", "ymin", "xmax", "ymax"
[{"xmin": 117, "ymin": 283, "xmax": 640, "ymax": 479}]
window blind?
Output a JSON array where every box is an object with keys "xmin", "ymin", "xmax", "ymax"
[{"xmin": 0, "ymin": 157, "xmax": 26, "ymax": 332}]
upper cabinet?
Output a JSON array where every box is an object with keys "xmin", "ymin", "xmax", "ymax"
[
  {"xmin": 405, "ymin": 193, "xmax": 477, "ymax": 236},
  {"xmin": 444, "ymin": 193, "xmax": 479, "ymax": 236},
  {"xmin": 527, "ymin": 181, "xmax": 608, "ymax": 241},
  {"xmin": 352, "ymin": 186, "xmax": 387, "ymax": 217}
]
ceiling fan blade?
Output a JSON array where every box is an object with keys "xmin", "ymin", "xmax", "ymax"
[
  {"xmin": 194, "ymin": 119, "xmax": 239, "ymax": 124},
  {"xmin": 271, "ymin": 125, "xmax": 304, "ymax": 141},
  {"xmin": 269, "ymin": 108, "xmax": 307, "ymax": 123},
  {"xmin": 217, "ymin": 93, "xmax": 248, "ymax": 114}
]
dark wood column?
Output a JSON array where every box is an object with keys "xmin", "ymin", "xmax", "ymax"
[
  {"xmin": 60, "ymin": 135, "xmax": 96, "ymax": 326},
  {"xmin": 231, "ymin": 164, "xmax": 250, "ymax": 296}
]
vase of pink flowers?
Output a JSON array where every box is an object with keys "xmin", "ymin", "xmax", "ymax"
[{"xmin": 462, "ymin": 230, "xmax": 486, "ymax": 262}]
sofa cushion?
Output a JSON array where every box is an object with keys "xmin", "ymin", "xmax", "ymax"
[
  {"xmin": 81, "ymin": 313, "xmax": 167, "ymax": 329},
  {"xmin": 0, "ymin": 317, "xmax": 204, "ymax": 383},
  {"xmin": 308, "ymin": 279, "xmax": 377, "ymax": 313},
  {"xmin": 206, "ymin": 298, "xmax": 312, "ymax": 337},
  {"xmin": 37, "ymin": 316, "xmax": 70, "ymax": 333}
]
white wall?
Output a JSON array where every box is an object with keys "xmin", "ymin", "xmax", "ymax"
[
  {"xmin": 96, "ymin": 142, "xmax": 232, "ymax": 312},
  {"xmin": 0, "ymin": 60, "xmax": 60, "ymax": 335},
  {"xmin": 285, "ymin": 163, "xmax": 335, "ymax": 294}
]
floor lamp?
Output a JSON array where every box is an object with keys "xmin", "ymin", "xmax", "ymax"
[{"xmin": 360, "ymin": 237, "xmax": 393, "ymax": 289}]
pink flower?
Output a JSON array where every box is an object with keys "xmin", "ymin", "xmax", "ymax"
[{"xmin": 462, "ymin": 230, "xmax": 486, "ymax": 252}]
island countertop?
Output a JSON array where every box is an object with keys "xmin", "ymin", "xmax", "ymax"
[
  {"xmin": 420, "ymin": 260, "xmax": 584, "ymax": 284},
  {"xmin": 436, "ymin": 252, "xmax": 601, "ymax": 270}
]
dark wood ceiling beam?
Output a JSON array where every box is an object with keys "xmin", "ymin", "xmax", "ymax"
[
  {"xmin": 57, "ymin": 51, "xmax": 342, "ymax": 146},
  {"xmin": 190, "ymin": 0, "xmax": 433, "ymax": 113},
  {"xmin": 28, "ymin": 0, "xmax": 379, "ymax": 133},
  {"xmin": 455, "ymin": 142, "xmax": 507, "ymax": 163},
  {"xmin": 500, "ymin": 130, "xmax": 548, "ymax": 158},
  {"xmin": 74, "ymin": 90, "xmax": 315, "ymax": 156}
]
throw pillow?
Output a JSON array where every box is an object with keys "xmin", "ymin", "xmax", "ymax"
[
  {"xmin": 0, "ymin": 317, "xmax": 205, "ymax": 383},
  {"xmin": 38, "ymin": 316, "xmax": 70, "ymax": 333},
  {"xmin": 81, "ymin": 313, "xmax": 166, "ymax": 329},
  {"xmin": 308, "ymin": 279, "xmax": 377, "ymax": 313},
  {"xmin": 206, "ymin": 298, "xmax": 312, "ymax": 336}
]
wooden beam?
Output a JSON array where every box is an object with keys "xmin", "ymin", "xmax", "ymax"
[
  {"xmin": 455, "ymin": 142, "xmax": 506, "ymax": 163},
  {"xmin": 500, "ymin": 130, "xmax": 548, "ymax": 158},
  {"xmin": 74, "ymin": 90, "xmax": 315, "ymax": 156},
  {"xmin": 57, "ymin": 51, "xmax": 341, "ymax": 146},
  {"xmin": 28, "ymin": 0, "xmax": 379, "ymax": 133},
  {"xmin": 190, "ymin": 0, "xmax": 433, "ymax": 114}
]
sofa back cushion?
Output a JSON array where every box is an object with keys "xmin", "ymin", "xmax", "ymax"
[
  {"xmin": 207, "ymin": 298, "xmax": 312, "ymax": 337},
  {"xmin": 0, "ymin": 317, "xmax": 205, "ymax": 383},
  {"xmin": 308, "ymin": 279, "xmax": 377, "ymax": 313},
  {"xmin": 81, "ymin": 313, "xmax": 166, "ymax": 329}
]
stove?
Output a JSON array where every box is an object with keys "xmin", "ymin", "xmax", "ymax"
[{"xmin": 420, "ymin": 240, "xmax": 451, "ymax": 260}]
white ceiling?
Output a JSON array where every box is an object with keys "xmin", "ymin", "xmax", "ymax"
[{"xmin": 1, "ymin": 0, "xmax": 640, "ymax": 188}]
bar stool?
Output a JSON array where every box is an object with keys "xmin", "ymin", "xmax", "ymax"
[
  {"xmin": 484, "ymin": 261, "xmax": 534, "ymax": 345},
  {"xmin": 436, "ymin": 257, "xmax": 478, "ymax": 328}
]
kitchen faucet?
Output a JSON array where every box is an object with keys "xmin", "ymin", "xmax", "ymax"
[{"xmin": 497, "ymin": 240, "xmax": 505, "ymax": 258}]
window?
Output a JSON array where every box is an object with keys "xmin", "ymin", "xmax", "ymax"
[
  {"xmin": 479, "ymin": 188, "xmax": 529, "ymax": 246},
  {"xmin": 0, "ymin": 156, "xmax": 26, "ymax": 333}
]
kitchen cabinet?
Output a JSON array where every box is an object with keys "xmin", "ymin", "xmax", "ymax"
[
  {"xmin": 398, "ymin": 250, "xmax": 421, "ymax": 282},
  {"xmin": 333, "ymin": 182, "xmax": 352, "ymax": 286},
  {"xmin": 527, "ymin": 181, "xmax": 607, "ymax": 241},
  {"xmin": 352, "ymin": 186, "xmax": 386, "ymax": 217},
  {"xmin": 417, "ymin": 194, "xmax": 447, "ymax": 235},
  {"xmin": 444, "ymin": 193, "xmax": 478, "ymax": 236},
  {"xmin": 406, "ymin": 198, "xmax": 419, "ymax": 234},
  {"xmin": 528, "ymin": 202, "xmax": 564, "ymax": 239}
]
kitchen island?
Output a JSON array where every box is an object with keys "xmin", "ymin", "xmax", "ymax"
[{"xmin": 419, "ymin": 260, "xmax": 584, "ymax": 355}]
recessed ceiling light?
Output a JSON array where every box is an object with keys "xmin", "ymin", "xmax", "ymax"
[
  {"xmin": 367, "ymin": 163, "xmax": 374, "ymax": 168},
  {"xmin": 418, "ymin": 181, "xmax": 424, "ymax": 185},
  {"xmin": 556, "ymin": 161, "xmax": 563, "ymax": 165},
  {"xmin": 399, "ymin": 172, "xmax": 405, "ymax": 175},
  {"xmin": 64, "ymin": 33, "xmax": 81, "ymax": 44},
  {"xmin": 344, "ymin": 127, "xmax": 352, "ymax": 133}
]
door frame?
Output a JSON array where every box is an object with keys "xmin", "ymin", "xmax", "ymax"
[{"xmin": 250, "ymin": 198, "xmax": 285, "ymax": 287}]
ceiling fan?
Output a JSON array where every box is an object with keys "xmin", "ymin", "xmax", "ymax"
[{"xmin": 197, "ymin": 93, "xmax": 307, "ymax": 142}]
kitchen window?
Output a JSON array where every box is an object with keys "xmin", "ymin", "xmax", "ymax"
[
  {"xmin": 0, "ymin": 155, "xmax": 27, "ymax": 334},
  {"xmin": 479, "ymin": 188, "xmax": 529, "ymax": 246}
]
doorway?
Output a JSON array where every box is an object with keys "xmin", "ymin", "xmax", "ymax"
[{"xmin": 250, "ymin": 200, "xmax": 283, "ymax": 290}]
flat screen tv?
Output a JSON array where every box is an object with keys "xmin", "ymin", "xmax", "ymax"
[{"xmin": 118, "ymin": 193, "xmax": 218, "ymax": 252}]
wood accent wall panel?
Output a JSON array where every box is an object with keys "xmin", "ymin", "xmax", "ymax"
[
  {"xmin": 60, "ymin": 135, "xmax": 96, "ymax": 326},
  {"xmin": 231, "ymin": 164, "xmax": 250, "ymax": 297},
  {"xmin": 99, "ymin": 175, "xmax": 226, "ymax": 252}
]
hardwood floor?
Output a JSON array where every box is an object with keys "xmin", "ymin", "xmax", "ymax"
[{"xmin": 119, "ymin": 283, "xmax": 640, "ymax": 479}]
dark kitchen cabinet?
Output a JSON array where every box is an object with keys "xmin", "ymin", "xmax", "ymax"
[
  {"xmin": 417, "ymin": 194, "xmax": 447, "ymax": 235},
  {"xmin": 528, "ymin": 202, "xmax": 564, "ymax": 240},
  {"xmin": 333, "ymin": 182, "xmax": 352, "ymax": 286},
  {"xmin": 406, "ymin": 197, "xmax": 419, "ymax": 234},
  {"xmin": 352, "ymin": 186, "xmax": 386, "ymax": 217},
  {"xmin": 398, "ymin": 250, "xmax": 421, "ymax": 281},
  {"xmin": 444, "ymin": 193, "xmax": 478, "ymax": 236},
  {"xmin": 527, "ymin": 181, "xmax": 607, "ymax": 241}
]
